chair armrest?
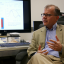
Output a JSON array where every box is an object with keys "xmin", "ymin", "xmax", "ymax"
[{"xmin": 16, "ymin": 49, "xmax": 27, "ymax": 61}]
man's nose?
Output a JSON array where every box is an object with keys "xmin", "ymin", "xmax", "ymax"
[{"xmin": 42, "ymin": 15, "xmax": 47, "ymax": 19}]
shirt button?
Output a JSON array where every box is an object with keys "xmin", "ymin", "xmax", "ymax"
[{"xmin": 49, "ymin": 36, "xmax": 50, "ymax": 37}]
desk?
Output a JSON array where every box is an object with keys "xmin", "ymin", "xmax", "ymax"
[{"xmin": 0, "ymin": 46, "xmax": 29, "ymax": 57}]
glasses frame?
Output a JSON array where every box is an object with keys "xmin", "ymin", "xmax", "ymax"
[{"xmin": 41, "ymin": 13, "xmax": 57, "ymax": 17}]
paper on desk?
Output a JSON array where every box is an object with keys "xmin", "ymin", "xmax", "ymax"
[{"xmin": 0, "ymin": 40, "xmax": 4, "ymax": 43}]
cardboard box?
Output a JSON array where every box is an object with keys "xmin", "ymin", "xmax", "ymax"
[{"xmin": 7, "ymin": 37, "xmax": 20, "ymax": 43}]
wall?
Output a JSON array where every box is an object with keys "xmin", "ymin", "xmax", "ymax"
[{"xmin": 20, "ymin": 0, "xmax": 64, "ymax": 42}]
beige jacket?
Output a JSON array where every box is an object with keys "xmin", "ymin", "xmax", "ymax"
[{"xmin": 27, "ymin": 24, "xmax": 64, "ymax": 63}]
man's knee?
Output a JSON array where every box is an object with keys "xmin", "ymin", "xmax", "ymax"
[{"xmin": 31, "ymin": 53, "xmax": 41, "ymax": 59}]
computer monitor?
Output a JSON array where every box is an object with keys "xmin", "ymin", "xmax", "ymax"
[
  {"xmin": 0, "ymin": 0, "xmax": 31, "ymax": 36},
  {"xmin": 33, "ymin": 21, "xmax": 43, "ymax": 31}
]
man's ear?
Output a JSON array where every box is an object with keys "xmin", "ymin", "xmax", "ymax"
[{"xmin": 56, "ymin": 16, "xmax": 59, "ymax": 20}]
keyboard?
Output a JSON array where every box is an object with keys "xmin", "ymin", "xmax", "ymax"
[{"xmin": 0, "ymin": 42, "xmax": 30, "ymax": 47}]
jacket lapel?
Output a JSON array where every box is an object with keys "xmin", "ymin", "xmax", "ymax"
[
  {"xmin": 40, "ymin": 27, "xmax": 46, "ymax": 49},
  {"xmin": 56, "ymin": 25, "xmax": 62, "ymax": 44}
]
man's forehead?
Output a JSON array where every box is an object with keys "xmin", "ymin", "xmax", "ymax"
[
  {"xmin": 48, "ymin": 6, "xmax": 55, "ymax": 9},
  {"xmin": 44, "ymin": 7, "xmax": 55, "ymax": 14},
  {"xmin": 45, "ymin": 6, "xmax": 55, "ymax": 10}
]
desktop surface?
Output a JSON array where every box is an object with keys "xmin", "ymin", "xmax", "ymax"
[
  {"xmin": 0, "ymin": 42, "xmax": 30, "ymax": 47},
  {"xmin": 0, "ymin": 42, "xmax": 30, "ymax": 57}
]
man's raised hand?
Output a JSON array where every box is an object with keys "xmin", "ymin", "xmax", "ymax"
[{"xmin": 47, "ymin": 35, "xmax": 62, "ymax": 51}]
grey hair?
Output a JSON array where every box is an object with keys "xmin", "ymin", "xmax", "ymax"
[{"xmin": 44, "ymin": 4, "xmax": 60, "ymax": 16}]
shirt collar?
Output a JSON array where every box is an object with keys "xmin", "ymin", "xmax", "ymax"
[{"xmin": 46, "ymin": 23, "xmax": 57, "ymax": 30}]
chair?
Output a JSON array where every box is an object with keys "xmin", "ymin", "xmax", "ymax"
[
  {"xmin": 15, "ymin": 16, "xmax": 64, "ymax": 64},
  {"xmin": 15, "ymin": 49, "xmax": 29, "ymax": 64}
]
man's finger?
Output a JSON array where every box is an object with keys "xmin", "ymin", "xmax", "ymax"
[
  {"xmin": 49, "ymin": 39, "xmax": 57, "ymax": 44},
  {"xmin": 43, "ymin": 51, "xmax": 48, "ymax": 55},
  {"xmin": 47, "ymin": 42, "xmax": 55, "ymax": 45},
  {"xmin": 37, "ymin": 50, "xmax": 47, "ymax": 53},
  {"xmin": 42, "ymin": 50, "xmax": 47, "ymax": 52},
  {"xmin": 55, "ymin": 35, "xmax": 59, "ymax": 41},
  {"xmin": 38, "ymin": 45, "xmax": 41, "ymax": 50}
]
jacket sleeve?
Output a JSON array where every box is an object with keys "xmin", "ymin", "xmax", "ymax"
[
  {"xmin": 27, "ymin": 32, "xmax": 38, "ymax": 57},
  {"xmin": 60, "ymin": 25, "xmax": 64, "ymax": 58},
  {"xmin": 61, "ymin": 44, "xmax": 64, "ymax": 58}
]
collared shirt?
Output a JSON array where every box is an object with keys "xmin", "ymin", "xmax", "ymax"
[{"xmin": 42, "ymin": 23, "xmax": 59, "ymax": 58}]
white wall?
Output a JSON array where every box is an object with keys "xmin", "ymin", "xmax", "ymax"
[
  {"xmin": 31, "ymin": 0, "xmax": 64, "ymax": 27},
  {"xmin": 20, "ymin": 0, "xmax": 64, "ymax": 41}
]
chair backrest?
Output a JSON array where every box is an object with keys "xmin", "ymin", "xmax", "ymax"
[
  {"xmin": 57, "ymin": 16, "xmax": 64, "ymax": 25},
  {"xmin": 39, "ymin": 24, "xmax": 44, "ymax": 28}
]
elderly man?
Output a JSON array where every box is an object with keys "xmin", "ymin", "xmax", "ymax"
[{"xmin": 27, "ymin": 4, "xmax": 64, "ymax": 64}]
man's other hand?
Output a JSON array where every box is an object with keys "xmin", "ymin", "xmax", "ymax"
[{"xmin": 37, "ymin": 45, "xmax": 48, "ymax": 55}]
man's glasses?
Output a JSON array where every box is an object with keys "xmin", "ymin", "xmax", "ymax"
[{"xmin": 41, "ymin": 13, "xmax": 54, "ymax": 17}]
